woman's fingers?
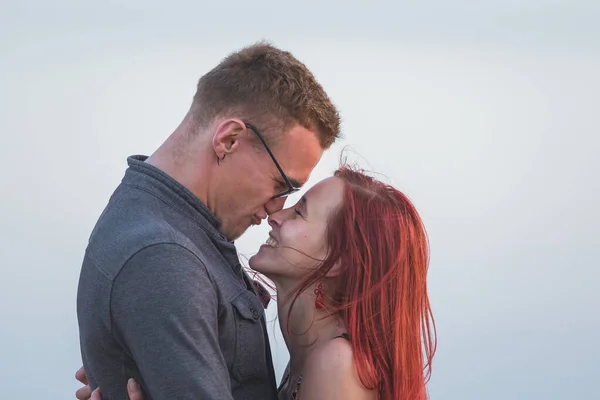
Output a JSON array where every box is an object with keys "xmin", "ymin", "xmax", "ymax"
[{"xmin": 127, "ymin": 378, "xmax": 144, "ymax": 400}]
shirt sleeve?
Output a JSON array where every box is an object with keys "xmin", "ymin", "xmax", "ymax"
[{"xmin": 111, "ymin": 243, "xmax": 234, "ymax": 400}]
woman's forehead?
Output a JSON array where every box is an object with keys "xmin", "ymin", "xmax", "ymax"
[{"xmin": 304, "ymin": 177, "xmax": 344, "ymax": 210}]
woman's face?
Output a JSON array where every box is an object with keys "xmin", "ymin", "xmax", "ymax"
[{"xmin": 249, "ymin": 177, "xmax": 345, "ymax": 281}]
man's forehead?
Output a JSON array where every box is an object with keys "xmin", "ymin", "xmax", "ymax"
[{"xmin": 275, "ymin": 125, "xmax": 323, "ymax": 183}]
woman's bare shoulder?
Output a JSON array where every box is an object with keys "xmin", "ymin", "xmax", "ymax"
[{"xmin": 301, "ymin": 338, "xmax": 374, "ymax": 400}]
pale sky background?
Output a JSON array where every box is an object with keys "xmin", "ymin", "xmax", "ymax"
[{"xmin": 1, "ymin": 1, "xmax": 599, "ymax": 399}]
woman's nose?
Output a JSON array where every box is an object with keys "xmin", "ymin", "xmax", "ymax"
[{"xmin": 267, "ymin": 204, "xmax": 295, "ymax": 228}]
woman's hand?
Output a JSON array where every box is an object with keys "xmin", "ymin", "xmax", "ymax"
[
  {"xmin": 74, "ymin": 365, "xmax": 144, "ymax": 400},
  {"xmin": 125, "ymin": 379, "xmax": 144, "ymax": 400},
  {"xmin": 75, "ymin": 366, "xmax": 91, "ymax": 400}
]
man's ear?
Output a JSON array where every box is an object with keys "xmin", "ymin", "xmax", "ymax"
[{"xmin": 211, "ymin": 119, "xmax": 245, "ymax": 160}]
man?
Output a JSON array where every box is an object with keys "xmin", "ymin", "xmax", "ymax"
[{"xmin": 76, "ymin": 42, "xmax": 340, "ymax": 400}]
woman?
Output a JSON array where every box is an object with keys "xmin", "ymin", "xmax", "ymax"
[{"xmin": 79, "ymin": 166, "xmax": 436, "ymax": 399}]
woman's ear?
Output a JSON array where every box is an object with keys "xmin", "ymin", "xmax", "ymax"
[{"xmin": 325, "ymin": 259, "xmax": 342, "ymax": 278}]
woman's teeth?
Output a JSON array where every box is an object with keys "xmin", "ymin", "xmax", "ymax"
[{"xmin": 266, "ymin": 237, "xmax": 279, "ymax": 247}]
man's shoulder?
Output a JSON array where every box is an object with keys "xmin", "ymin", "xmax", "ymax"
[
  {"xmin": 84, "ymin": 186, "xmax": 214, "ymax": 281},
  {"xmin": 117, "ymin": 243, "xmax": 213, "ymax": 295}
]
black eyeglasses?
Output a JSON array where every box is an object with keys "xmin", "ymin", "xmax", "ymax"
[{"xmin": 244, "ymin": 122, "xmax": 301, "ymax": 199}]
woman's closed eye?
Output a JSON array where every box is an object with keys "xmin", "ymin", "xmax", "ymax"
[{"xmin": 295, "ymin": 196, "xmax": 308, "ymax": 219}]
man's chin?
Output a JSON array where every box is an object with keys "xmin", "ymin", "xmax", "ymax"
[{"xmin": 220, "ymin": 226, "xmax": 245, "ymax": 242}]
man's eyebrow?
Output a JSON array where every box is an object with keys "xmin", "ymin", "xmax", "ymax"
[{"xmin": 289, "ymin": 178, "xmax": 303, "ymax": 188}]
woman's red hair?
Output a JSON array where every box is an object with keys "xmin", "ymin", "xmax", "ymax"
[{"xmin": 290, "ymin": 166, "xmax": 436, "ymax": 399}]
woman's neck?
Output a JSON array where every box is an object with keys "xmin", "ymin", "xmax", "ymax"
[{"xmin": 274, "ymin": 280, "xmax": 346, "ymax": 377}]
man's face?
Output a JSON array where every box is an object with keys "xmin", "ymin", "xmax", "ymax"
[{"xmin": 214, "ymin": 123, "xmax": 323, "ymax": 241}]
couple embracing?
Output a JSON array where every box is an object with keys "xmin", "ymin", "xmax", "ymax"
[{"xmin": 75, "ymin": 42, "xmax": 436, "ymax": 400}]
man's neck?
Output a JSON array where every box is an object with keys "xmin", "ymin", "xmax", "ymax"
[{"xmin": 145, "ymin": 127, "xmax": 212, "ymax": 206}]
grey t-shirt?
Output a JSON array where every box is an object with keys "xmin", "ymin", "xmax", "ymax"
[{"xmin": 77, "ymin": 155, "xmax": 278, "ymax": 400}]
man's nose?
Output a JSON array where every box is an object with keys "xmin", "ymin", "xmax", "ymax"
[
  {"xmin": 265, "ymin": 196, "xmax": 287, "ymax": 215},
  {"xmin": 255, "ymin": 207, "xmax": 268, "ymax": 221}
]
